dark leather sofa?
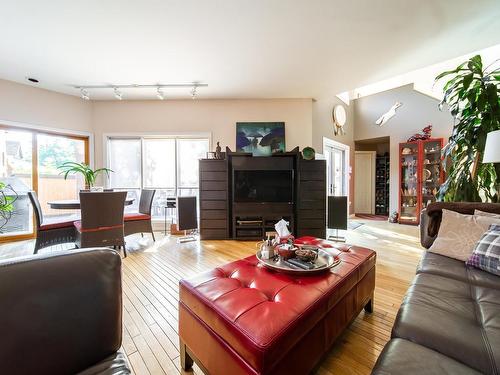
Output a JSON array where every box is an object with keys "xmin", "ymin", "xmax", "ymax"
[
  {"xmin": 372, "ymin": 202, "xmax": 500, "ymax": 375},
  {"xmin": 0, "ymin": 248, "xmax": 131, "ymax": 375}
]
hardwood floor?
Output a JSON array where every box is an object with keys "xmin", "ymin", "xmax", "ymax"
[{"xmin": 0, "ymin": 220, "xmax": 423, "ymax": 375}]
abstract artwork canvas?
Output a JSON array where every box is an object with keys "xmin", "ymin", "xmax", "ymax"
[{"xmin": 236, "ymin": 122, "xmax": 285, "ymax": 156}]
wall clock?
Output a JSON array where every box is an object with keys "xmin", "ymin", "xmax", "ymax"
[{"xmin": 332, "ymin": 104, "xmax": 346, "ymax": 136}]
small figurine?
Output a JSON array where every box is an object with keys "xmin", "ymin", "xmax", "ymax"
[
  {"xmin": 215, "ymin": 142, "xmax": 222, "ymax": 159},
  {"xmin": 407, "ymin": 125, "xmax": 432, "ymax": 142},
  {"xmin": 388, "ymin": 211, "xmax": 399, "ymax": 223}
]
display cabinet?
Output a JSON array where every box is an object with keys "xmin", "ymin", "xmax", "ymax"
[
  {"xmin": 399, "ymin": 138, "xmax": 444, "ymax": 225},
  {"xmin": 375, "ymin": 155, "xmax": 390, "ymax": 216}
]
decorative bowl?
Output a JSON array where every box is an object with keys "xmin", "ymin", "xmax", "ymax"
[
  {"xmin": 302, "ymin": 147, "xmax": 316, "ymax": 160},
  {"xmin": 277, "ymin": 244, "xmax": 298, "ymax": 260},
  {"xmin": 295, "ymin": 247, "xmax": 318, "ymax": 262}
]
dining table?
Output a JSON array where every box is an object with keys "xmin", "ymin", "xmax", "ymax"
[{"xmin": 47, "ymin": 198, "xmax": 135, "ymax": 210}]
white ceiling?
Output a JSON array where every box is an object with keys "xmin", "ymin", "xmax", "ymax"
[{"xmin": 1, "ymin": 0, "xmax": 500, "ymax": 100}]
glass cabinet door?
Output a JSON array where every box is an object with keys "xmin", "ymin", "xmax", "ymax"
[
  {"xmin": 421, "ymin": 139, "xmax": 442, "ymax": 209},
  {"xmin": 399, "ymin": 142, "xmax": 419, "ymax": 223}
]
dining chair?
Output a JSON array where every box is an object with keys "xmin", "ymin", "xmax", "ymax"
[
  {"xmin": 124, "ymin": 189, "xmax": 156, "ymax": 241},
  {"xmin": 27, "ymin": 191, "xmax": 77, "ymax": 254},
  {"xmin": 74, "ymin": 191, "xmax": 127, "ymax": 256}
]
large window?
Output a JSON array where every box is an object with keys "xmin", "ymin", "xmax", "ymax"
[
  {"xmin": 0, "ymin": 126, "xmax": 89, "ymax": 240},
  {"xmin": 107, "ymin": 137, "xmax": 209, "ymax": 220}
]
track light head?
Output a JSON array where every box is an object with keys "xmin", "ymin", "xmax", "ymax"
[
  {"xmin": 156, "ymin": 87, "xmax": 165, "ymax": 100},
  {"xmin": 191, "ymin": 86, "xmax": 197, "ymax": 100},
  {"xmin": 113, "ymin": 87, "xmax": 123, "ymax": 100},
  {"xmin": 80, "ymin": 88, "xmax": 90, "ymax": 100}
]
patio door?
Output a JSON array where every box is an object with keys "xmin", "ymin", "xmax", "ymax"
[
  {"xmin": 0, "ymin": 125, "xmax": 89, "ymax": 241},
  {"xmin": 325, "ymin": 144, "xmax": 346, "ymax": 196}
]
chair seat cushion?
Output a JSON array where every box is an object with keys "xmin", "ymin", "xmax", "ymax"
[
  {"xmin": 40, "ymin": 219, "xmax": 76, "ymax": 231},
  {"xmin": 124, "ymin": 213, "xmax": 151, "ymax": 222},
  {"xmin": 74, "ymin": 221, "xmax": 124, "ymax": 233}
]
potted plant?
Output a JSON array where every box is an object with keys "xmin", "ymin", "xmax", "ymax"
[
  {"xmin": 58, "ymin": 162, "xmax": 113, "ymax": 190},
  {"xmin": 436, "ymin": 55, "xmax": 500, "ymax": 202},
  {"xmin": 0, "ymin": 182, "xmax": 18, "ymax": 233}
]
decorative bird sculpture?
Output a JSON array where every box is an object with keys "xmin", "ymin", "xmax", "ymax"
[{"xmin": 375, "ymin": 102, "xmax": 403, "ymax": 126}]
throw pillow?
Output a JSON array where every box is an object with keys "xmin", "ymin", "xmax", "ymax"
[
  {"xmin": 474, "ymin": 209, "xmax": 500, "ymax": 218},
  {"xmin": 428, "ymin": 209, "xmax": 500, "ymax": 261},
  {"xmin": 466, "ymin": 224, "xmax": 500, "ymax": 276}
]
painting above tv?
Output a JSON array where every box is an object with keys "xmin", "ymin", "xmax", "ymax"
[{"xmin": 236, "ymin": 122, "xmax": 285, "ymax": 156}]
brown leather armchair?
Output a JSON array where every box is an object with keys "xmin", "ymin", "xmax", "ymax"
[{"xmin": 0, "ymin": 249, "xmax": 131, "ymax": 375}]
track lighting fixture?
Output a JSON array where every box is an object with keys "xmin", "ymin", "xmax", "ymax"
[
  {"xmin": 80, "ymin": 88, "xmax": 90, "ymax": 100},
  {"xmin": 156, "ymin": 87, "xmax": 165, "ymax": 100},
  {"xmin": 73, "ymin": 83, "xmax": 206, "ymax": 100},
  {"xmin": 113, "ymin": 87, "xmax": 123, "ymax": 100}
]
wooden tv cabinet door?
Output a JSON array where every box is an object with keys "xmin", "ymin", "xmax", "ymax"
[
  {"xmin": 199, "ymin": 160, "xmax": 229, "ymax": 239},
  {"xmin": 297, "ymin": 159, "xmax": 326, "ymax": 238}
]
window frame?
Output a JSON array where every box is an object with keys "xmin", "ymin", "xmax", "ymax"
[
  {"xmin": 0, "ymin": 123, "xmax": 90, "ymax": 242},
  {"xmin": 105, "ymin": 133, "xmax": 211, "ymax": 219}
]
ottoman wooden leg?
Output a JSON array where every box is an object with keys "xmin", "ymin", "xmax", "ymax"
[
  {"xmin": 180, "ymin": 341, "xmax": 194, "ymax": 370},
  {"xmin": 364, "ymin": 297, "xmax": 374, "ymax": 313}
]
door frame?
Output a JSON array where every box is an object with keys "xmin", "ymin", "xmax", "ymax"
[
  {"xmin": 323, "ymin": 137, "xmax": 350, "ymax": 198},
  {"xmin": 354, "ymin": 151, "xmax": 376, "ymax": 214}
]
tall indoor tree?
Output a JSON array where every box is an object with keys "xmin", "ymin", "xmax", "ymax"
[{"xmin": 436, "ymin": 55, "xmax": 500, "ymax": 202}]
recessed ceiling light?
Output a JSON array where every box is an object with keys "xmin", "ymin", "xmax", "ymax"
[{"xmin": 26, "ymin": 77, "xmax": 39, "ymax": 83}]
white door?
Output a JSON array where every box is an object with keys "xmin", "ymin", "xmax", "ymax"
[
  {"xmin": 354, "ymin": 151, "xmax": 376, "ymax": 214},
  {"xmin": 325, "ymin": 145, "xmax": 346, "ymax": 196}
]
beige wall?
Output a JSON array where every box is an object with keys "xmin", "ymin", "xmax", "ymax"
[
  {"xmin": 92, "ymin": 98, "xmax": 313, "ymax": 170},
  {"xmin": 353, "ymin": 84, "xmax": 453, "ymax": 213},
  {"xmin": 0, "ymin": 79, "xmax": 92, "ymax": 132},
  {"xmin": 312, "ymin": 97, "xmax": 355, "ymax": 214}
]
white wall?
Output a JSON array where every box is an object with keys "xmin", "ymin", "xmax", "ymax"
[
  {"xmin": 92, "ymin": 98, "xmax": 313, "ymax": 170},
  {"xmin": 353, "ymin": 84, "xmax": 453, "ymax": 213},
  {"xmin": 0, "ymin": 79, "xmax": 93, "ymax": 132}
]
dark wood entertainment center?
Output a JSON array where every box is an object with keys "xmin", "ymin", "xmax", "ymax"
[{"xmin": 199, "ymin": 151, "xmax": 326, "ymax": 240}]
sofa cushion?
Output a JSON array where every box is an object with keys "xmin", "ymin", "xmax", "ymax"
[
  {"xmin": 466, "ymin": 224, "xmax": 500, "ymax": 276},
  {"xmin": 418, "ymin": 251, "xmax": 500, "ymax": 290},
  {"xmin": 76, "ymin": 349, "xmax": 131, "ymax": 375},
  {"xmin": 372, "ymin": 338, "xmax": 482, "ymax": 375},
  {"xmin": 428, "ymin": 209, "xmax": 500, "ymax": 261},
  {"xmin": 392, "ymin": 272, "xmax": 500, "ymax": 374}
]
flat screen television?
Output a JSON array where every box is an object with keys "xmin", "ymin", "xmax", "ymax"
[{"xmin": 233, "ymin": 170, "xmax": 293, "ymax": 203}]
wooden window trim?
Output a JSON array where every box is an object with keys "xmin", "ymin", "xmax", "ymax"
[{"xmin": 0, "ymin": 124, "xmax": 90, "ymax": 242}]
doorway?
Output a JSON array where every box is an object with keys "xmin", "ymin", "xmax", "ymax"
[
  {"xmin": 323, "ymin": 138, "xmax": 349, "ymax": 198},
  {"xmin": 354, "ymin": 136, "xmax": 390, "ymax": 218},
  {"xmin": 0, "ymin": 125, "xmax": 89, "ymax": 241}
]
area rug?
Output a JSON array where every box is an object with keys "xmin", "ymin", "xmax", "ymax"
[
  {"xmin": 354, "ymin": 214, "xmax": 388, "ymax": 221},
  {"xmin": 348, "ymin": 221, "xmax": 364, "ymax": 230}
]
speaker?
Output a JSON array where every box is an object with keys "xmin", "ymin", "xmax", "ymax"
[
  {"xmin": 177, "ymin": 196, "xmax": 198, "ymax": 231},
  {"xmin": 328, "ymin": 196, "xmax": 348, "ymax": 230}
]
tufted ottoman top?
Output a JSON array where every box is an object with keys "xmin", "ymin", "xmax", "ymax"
[{"xmin": 179, "ymin": 242, "xmax": 375, "ymax": 373}]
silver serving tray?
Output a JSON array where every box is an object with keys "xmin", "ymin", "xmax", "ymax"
[{"xmin": 256, "ymin": 247, "xmax": 340, "ymax": 275}]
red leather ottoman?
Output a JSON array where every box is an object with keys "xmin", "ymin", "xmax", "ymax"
[{"xmin": 179, "ymin": 239, "xmax": 376, "ymax": 375}]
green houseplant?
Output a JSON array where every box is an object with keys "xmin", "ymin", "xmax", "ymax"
[
  {"xmin": 0, "ymin": 182, "xmax": 18, "ymax": 233},
  {"xmin": 58, "ymin": 162, "xmax": 113, "ymax": 189},
  {"xmin": 436, "ymin": 55, "xmax": 500, "ymax": 202}
]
